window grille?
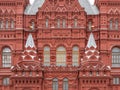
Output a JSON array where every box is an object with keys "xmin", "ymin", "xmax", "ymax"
[
  {"xmin": 2, "ymin": 48, "xmax": 11, "ymax": 68},
  {"xmin": 44, "ymin": 46, "xmax": 50, "ymax": 66},
  {"xmin": 56, "ymin": 46, "xmax": 66, "ymax": 66}
]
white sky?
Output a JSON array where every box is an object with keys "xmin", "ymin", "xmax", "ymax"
[{"xmin": 30, "ymin": 0, "xmax": 95, "ymax": 5}]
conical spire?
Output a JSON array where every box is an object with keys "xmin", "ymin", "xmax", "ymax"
[
  {"xmin": 25, "ymin": 33, "xmax": 35, "ymax": 48},
  {"xmin": 87, "ymin": 33, "xmax": 97, "ymax": 48}
]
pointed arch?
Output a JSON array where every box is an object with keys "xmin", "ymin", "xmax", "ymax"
[
  {"xmin": 45, "ymin": 7, "xmax": 49, "ymax": 12},
  {"xmin": 108, "ymin": 8, "xmax": 114, "ymax": 14},
  {"xmin": 56, "ymin": 7, "xmax": 61, "ymax": 12},
  {"xmin": 62, "ymin": 7, "xmax": 67, "ymax": 12},
  {"xmin": 114, "ymin": 8, "xmax": 119, "ymax": 15},
  {"xmin": 74, "ymin": 7, "xmax": 79, "ymax": 12}
]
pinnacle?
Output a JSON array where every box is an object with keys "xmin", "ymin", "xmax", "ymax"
[{"xmin": 86, "ymin": 33, "xmax": 97, "ymax": 49}]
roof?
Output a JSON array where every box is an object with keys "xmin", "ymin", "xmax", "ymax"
[
  {"xmin": 86, "ymin": 33, "xmax": 97, "ymax": 48},
  {"xmin": 24, "ymin": 0, "xmax": 99, "ymax": 15}
]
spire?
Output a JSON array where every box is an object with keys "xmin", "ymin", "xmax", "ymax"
[
  {"xmin": 25, "ymin": 33, "xmax": 35, "ymax": 48},
  {"xmin": 87, "ymin": 33, "xmax": 97, "ymax": 48}
]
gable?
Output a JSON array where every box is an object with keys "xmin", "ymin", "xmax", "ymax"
[{"xmin": 24, "ymin": 0, "xmax": 99, "ymax": 15}]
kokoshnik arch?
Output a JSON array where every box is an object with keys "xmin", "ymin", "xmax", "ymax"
[{"xmin": 0, "ymin": 0, "xmax": 120, "ymax": 90}]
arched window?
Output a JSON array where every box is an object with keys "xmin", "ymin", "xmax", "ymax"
[
  {"xmin": 74, "ymin": 19, "xmax": 77, "ymax": 28},
  {"xmin": 57, "ymin": 19, "xmax": 60, "ymax": 28},
  {"xmin": 63, "ymin": 19, "xmax": 66, "ymax": 28},
  {"xmin": 6, "ymin": 20, "xmax": 8, "ymax": 29},
  {"xmin": 11, "ymin": 19, "xmax": 14, "ymax": 29},
  {"xmin": 72, "ymin": 46, "xmax": 79, "ymax": 66},
  {"xmin": 115, "ymin": 19, "xmax": 119, "ymax": 30},
  {"xmin": 3, "ymin": 77, "xmax": 10, "ymax": 86},
  {"xmin": 110, "ymin": 19, "xmax": 113, "ymax": 30},
  {"xmin": 63, "ymin": 78, "xmax": 68, "ymax": 90},
  {"xmin": 112, "ymin": 47, "xmax": 120, "ymax": 67},
  {"xmin": 53, "ymin": 78, "xmax": 58, "ymax": 90},
  {"xmin": 31, "ymin": 21, "xmax": 35, "ymax": 30},
  {"xmin": 2, "ymin": 47, "xmax": 11, "ymax": 67},
  {"xmin": 46, "ymin": 18, "xmax": 49, "ymax": 28},
  {"xmin": 88, "ymin": 21, "xmax": 92, "ymax": 31},
  {"xmin": 56, "ymin": 46, "xmax": 66, "ymax": 66},
  {"xmin": 44, "ymin": 46, "xmax": 50, "ymax": 66},
  {"xmin": 0, "ymin": 20, "xmax": 3, "ymax": 29}
]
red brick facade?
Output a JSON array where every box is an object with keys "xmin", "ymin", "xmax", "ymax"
[{"xmin": 0, "ymin": 0, "xmax": 120, "ymax": 90}]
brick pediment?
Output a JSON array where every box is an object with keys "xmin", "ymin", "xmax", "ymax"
[
  {"xmin": 11, "ymin": 61, "xmax": 41, "ymax": 72},
  {"xmin": 80, "ymin": 61, "xmax": 110, "ymax": 71}
]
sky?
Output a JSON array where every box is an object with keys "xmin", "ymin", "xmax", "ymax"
[{"xmin": 30, "ymin": 0, "xmax": 95, "ymax": 5}]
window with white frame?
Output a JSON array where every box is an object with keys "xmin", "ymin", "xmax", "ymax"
[
  {"xmin": 88, "ymin": 21, "xmax": 92, "ymax": 31},
  {"xmin": 46, "ymin": 18, "xmax": 49, "ymax": 28},
  {"xmin": 2, "ymin": 48, "xmax": 11, "ymax": 68},
  {"xmin": 112, "ymin": 47, "xmax": 120, "ymax": 67},
  {"xmin": 63, "ymin": 19, "xmax": 66, "ymax": 28},
  {"xmin": 11, "ymin": 19, "xmax": 14, "ymax": 29},
  {"xmin": 57, "ymin": 19, "xmax": 60, "ymax": 28},
  {"xmin": 110, "ymin": 19, "xmax": 113, "ymax": 30},
  {"xmin": 56, "ymin": 46, "xmax": 66, "ymax": 66},
  {"xmin": 6, "ymin": 20, "xmax": 8, "ymax": 29},
  {"xmin": 3, "ymin": 77, "xmax": 10, "ymax": 86},
  {"xmin": 31, "ymin": 21, "xmax": 35, "ymax": 30},
  {"xmin": 63, "ymin": 78, "xmax": 68, "ymax": 90},
  {"xmin": 44, "ymin": 46, "xmax": 50, "ymax": 66},
  {"xmin": 115, "ymin": 19, "xmax": 119, "ymax": 30},
  {"xmin": 53, "ymin": 78, "xmax": 58, "ymax": 90},
  {"xmin": 72, "ymin": 46, "xmax": 79, "ymax": 66},
  {"xmin": 74, "ymin": 19, "xmax": 77, "ymax": 28},
  {"xmin": 113, "ymin": 77, "xmax": 119, "ymax": 84},
  {"xmin": 0, "ymin": 20, "xmax": 3, "ymax": 29}
]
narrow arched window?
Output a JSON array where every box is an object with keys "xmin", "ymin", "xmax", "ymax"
[
  {"xmin": 2, "ymin": 48, "xmax": 11, "ymax": 67},
  {"xmin": 3, "ymin": 77, "xmax": 10, "ymax": 86},
  {"xmin": 44, "ymin": 46, "xmax": 50, "ymax": 66},
  {"xmin": 31, "ymin": 21, "xmax": 35, "ymax": 30},
  {"xmin": 112, "ymin": 47, "xmax": 120, "ymax": 67},
  {"xmin": 88, "ymin": 21, "xmax": 92, "ymax": 31},
  {"xmin": 11, "ymin": 19, "xmax": 14, "ymax": 29},
  {"xmin": 57, "ymin": 19, "xmax": 60, "ymax": 28},
  {"xmin": 74, "ymin": 19, "xmax": 77, "ymax": 28},
  {"xmin": 115, "ymin": 19, "xmax": 119, "ymax": 30},
  {"xmin": 53, "ymin": 78, "xmax": 58, "ymax": 90},
  {"xmin": 46, "ymin": 18, "xmax": 49, "ymax": 28},
  {"xmin": 56, "ymin": 46, "xmax": 66, "ymax": 66},
  {"xmin": 110, "ymin": 19, "xmax": 113, "ymax": 30},
  {"xmin": 63, "ymin": 78, "xmax": 68, "ymax": 90},
  {"xmin": 72, "ymin": 46, "xmax": 79, "ymax": 66},
  {"xmin": 63, "ymin": 19, "xmax": 66, "ymax": 28},
  {"xmin": 6, "ymin": 20, "xmax": 8, "ymax": 29},
  {"xmin": 0, "ymin": 20, "xmax": 3, "ymax": 29}
]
